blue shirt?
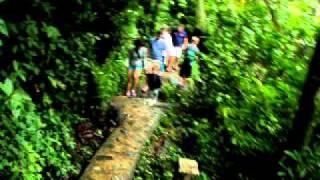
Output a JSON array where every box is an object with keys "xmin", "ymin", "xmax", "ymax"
[
  {"xmin": 173, "ymin": 31, "xmax": 188, "ymax": 47},
  {"xmin": 150, "ymin": 38, "xmax": 166, "ymax": 61}
]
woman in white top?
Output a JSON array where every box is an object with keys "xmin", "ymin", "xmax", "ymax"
[{"xmin": 161, "ymin": 25, "xmax": 176, "ymax": 72}]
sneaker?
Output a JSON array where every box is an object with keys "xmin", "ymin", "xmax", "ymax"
[
  {"xmin": 126, "ymin": 91, "xmax": 131, "ymax": 97},
  {"xmin": 131, "ymin": 90, "xmax": 137, "ymax": 97}
]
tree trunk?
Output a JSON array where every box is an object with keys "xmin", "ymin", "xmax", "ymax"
[{"xmin": 287, "ymin": 34, "xmax": 320, "ymax": 150}]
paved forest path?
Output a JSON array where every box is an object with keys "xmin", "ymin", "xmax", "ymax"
[{"xmin": 81, "ymin": 72, "xmax": 178, "ymax": 180}]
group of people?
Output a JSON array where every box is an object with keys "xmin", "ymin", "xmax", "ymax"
[{"xmin": 126, "ymin": 24, "xmax": 200, "ymax": 97}]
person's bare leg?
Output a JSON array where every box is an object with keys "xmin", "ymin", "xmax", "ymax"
[
  {"xmin": 132, "ymin": 70, "xmax": 142, "ymax": 96},
  {"xmin": 174, "ymin": 56, "xmax": 180, "ymax": 70},
  {"xmin": 174, "ymin": 47, "xmax": 182, "ymax": 70},
  {"xmin": 141, "ymin": 79, "xmax": 149, "ymax": 94},
  {"xmin": 126, "ymin": 69, "xmax": 133, "ymax": 96},
  {"xmin": 165, "ymin": 56, "xmax": 169, "ymax": 69},
  {"xmin": 166, "ymin": 56, "xmax": 174, "ymax": 72},
  {"xmin": 171, "ymin": 56, "xmax": 177, "ymax": 71}
]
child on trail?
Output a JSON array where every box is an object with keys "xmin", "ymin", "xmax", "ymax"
[
  {"xmin": 126, "ymin": 39, "xmax": 148, "ymax": 97},
  {"xmin": 180, "ymin": 36, "xmax": 200, "ymax": 87},
  {"xmin": 160, "ymin": 25, "xmax": 176, "ymax": 72},
  {"xmin": 173, "ymin": 24, "xmax": 188, "ymax": 70}
]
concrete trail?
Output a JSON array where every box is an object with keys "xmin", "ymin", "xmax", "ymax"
[{"xmin": 80, "ymin": 96, "xmax": 167, "ymax": 180}]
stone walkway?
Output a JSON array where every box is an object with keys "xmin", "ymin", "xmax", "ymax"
[{"xmin": 80, "ymin": 96, "xmax": 166, "ymax": 180}]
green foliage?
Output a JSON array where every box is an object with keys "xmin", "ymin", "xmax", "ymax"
[
  {"xmin": 0, "ymin": 18, "xmax": 8, "ymax": 36},
  {"xmin": 93, "ymin": 59, "xmax": 126, "ymax": 102},
  {"xmin": 279, "ymin": 147, "xmax": 320, "ymax": 178},
  {"xmin": 1, "ymin": 0, "xmax": 319, "ymax": 179},
  {"xmin": 195, "ymin": 0, "xmax": 208, "ymax": 32},
  {"xmin": 0, "ymin": 0, "xmax": 144, "ymax": 179},
  {"xmin": 197, "ymin": 0, "xmax": 318, "ymax": 154},
  {"xmin": 0, "ymin": 78, "xmax": 77, "ymax": 179},
  {"xmin": 135, "ymin": 110, "xmax": 223, "ymax": 179},
  {"xmin": 154, "ymin": 0, "xmax": 176, "ymax": 30},
  {"xmin": 135, "ymin": 140, "xmax": 183, "ymax": 180},
  {"xmin": 136, "ymin": 0, "xmax": 320, "ymax": 179},
  {"xmin": 0, "ymin": 18, "xmax": 7, "ymax": 46},
  {"xmin": 134, "ymin": 115, "xmax": 185, "ymax": 180}
]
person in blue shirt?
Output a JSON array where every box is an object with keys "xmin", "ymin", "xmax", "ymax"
[
  {"xmin": 150, "ymin": 31, "xmax": 167, "ymax": 72},
  {"xmin": 173, "ymin": 24, "xmax": 188, "ymax": 70},
  {"xmin": 141, "ymin": 31, "xmax": 166, "ymax": 98}
]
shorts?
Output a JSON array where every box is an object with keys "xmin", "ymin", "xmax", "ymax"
[
  {"xmin": 167, "ymin": 47, "xmax": 176, "ymax": 57},
  {"xmin": 175, "ymin": 46, "xmax": 183, "ymax": 58},
  {"xmin": 129, "ymin": 64, "xmax": 143, "ymax": 70},
  {"xmin": 180, "ymin": 61, "xmax": 192, "ymax": 78}
]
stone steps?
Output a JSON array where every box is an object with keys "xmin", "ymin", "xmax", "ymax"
[{"xmin": 80, "ymin": 96, "xmax": 166, "ymax": 180}]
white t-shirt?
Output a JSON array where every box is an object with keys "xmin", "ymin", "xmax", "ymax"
[{"xmin": 161, "ymin": 32, "xmax": 175, "ymax": 56}]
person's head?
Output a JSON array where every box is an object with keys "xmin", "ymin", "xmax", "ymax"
[
  {"xmin": 160, "ymin": 24, "xmax": 170, "ymax": 34},
  {"xmin": 177, "ymin": 24, "xmax": 185, "ymax": 32},
  {"xmin": 191, "ymin": 36, "xmax": 200, "ymax": 45}
]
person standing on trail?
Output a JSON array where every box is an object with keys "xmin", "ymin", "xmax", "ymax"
[
  {"xmin": 149, "ymin": 31, "xmax": 167, "ymax": 74},
  {"xmin": 126, "ymin": 39, "xmax": 148, "ymax": 97},
  {"xmin": 141, "ymin": 31, "xmax": 166, "ymax": 96},
  {"xmin": 160, "ymin": 25, "xmax": 176, "ymax": 72},
  {"xmin": 173, "ymin": 24, "xmax": 188, "ymax": 70},
  {"xmin": 180, "ymin": 36, "xmax": 200, "ymax": 87}
]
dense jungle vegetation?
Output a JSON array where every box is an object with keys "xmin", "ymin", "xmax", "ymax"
[{"xmin": 0, "ymin": 0, "xmax": 319, "ymax": 179}]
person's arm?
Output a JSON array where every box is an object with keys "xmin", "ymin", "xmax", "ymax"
[
  {"xmin": 183, "ymin": 32, "xmax": 189, "ymax": 50},
  {"xmin": 146, "ymin": 47, "xmax": 150, "ymax": 58},
  {"xmin": 195, "ymin": 47, "xmax": 200, "ymax": 62},
  {"xmin": 143, "ymin": 47, "xmax": 148, "ymax": 69}
]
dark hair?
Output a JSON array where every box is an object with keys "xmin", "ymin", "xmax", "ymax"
[
  {"xmin": 134, "ymin": 39, "xmax": 144, "ymax": 48},
  {"xmin": 133, "ymin": 39, "xmax": 144, "ymax": 56}
]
